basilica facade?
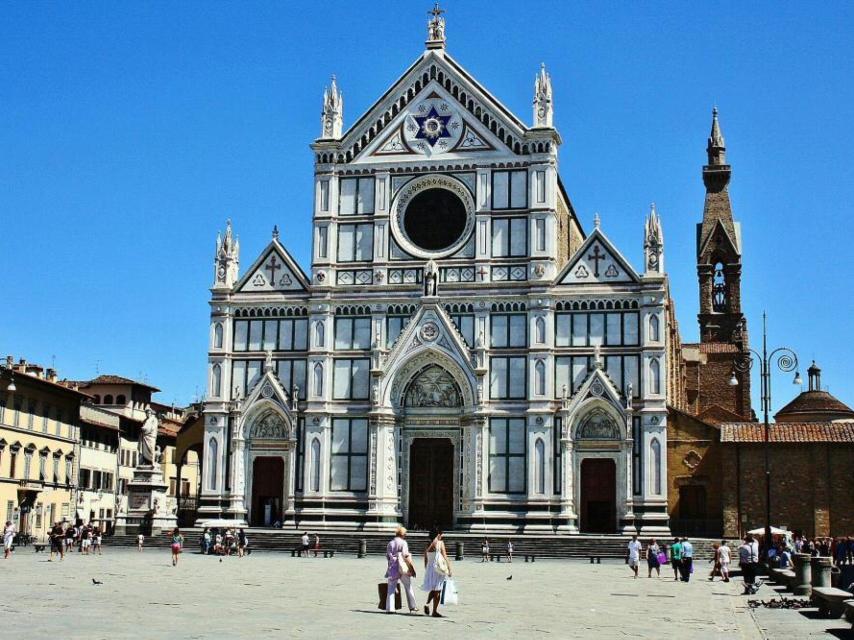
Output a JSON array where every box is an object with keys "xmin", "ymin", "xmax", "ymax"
[{"xmin": 198, "ymin": 13, "xmax": 670, "ymax": 534}]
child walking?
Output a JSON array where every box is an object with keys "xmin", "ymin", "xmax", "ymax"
[{"xmin": 171, "ymin": 528, "xmax": 184, "ymax": 567}]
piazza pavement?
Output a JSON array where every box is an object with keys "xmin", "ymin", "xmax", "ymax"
[{"xmin": 1, "ymin": 547, "xmax": 851, "ymax": 639}]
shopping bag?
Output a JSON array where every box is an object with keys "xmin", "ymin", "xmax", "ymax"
[
  {"xmin": 440, "ymin": 578, "xmax": 459, "ymax": 605},
  {"xmin": 657, "ymin": 551, "xmax": 667, "ymax": 565},
  {"xmin": 377, "ymin": 582, "xmax": 402, "ymax": 610}
]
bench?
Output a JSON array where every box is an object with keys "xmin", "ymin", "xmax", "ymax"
[
  {"xmin": 33, "ymin": 544, "xmax": 46, "ymax": 553},
  {"xmin": 524, "ymin": 554, "xmax": 535, "ymax": 563},
  {"xmin": 769, "ymin": 568, "xmax": 797, "ymax": 590},
  {"xmin": 589, "ymin": 557, "xmax": 601, "ymax": 564},
  {"xmin": 811, "ymin": 586, "xmax": 854, "ymax": 617},
  {"xmin": 322, "ymin": 549, "xmax": 335, "ymax": 558},
  {"xmin": 844, "ymin": 600, "xmax": 854, "ymax": 627},
  {"xmin": 490, "ymin": 553, "xmax": 503, "ymax": 562}
]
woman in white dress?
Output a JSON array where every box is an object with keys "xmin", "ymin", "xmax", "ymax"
[{"xmin": 422, "ymin": 530, "xmax": 452, "ymax": 617}]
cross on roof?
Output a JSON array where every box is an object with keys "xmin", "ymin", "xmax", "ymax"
[
  {"xmin": 588, "ymin": 245, "xmax": 606, "ymax": 277},
  {"xmin": 265, "ymin": 255, "xmax": 281, "ymax": 283},
  {"xmin": 429, "ymin": 2, "xmax": 445, "ymax": 19}
]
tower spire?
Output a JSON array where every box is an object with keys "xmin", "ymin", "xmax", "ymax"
[
  {"xmin": 426, "ymin": 2, "xmax": 446, "ymax": 50},
  {"xmin": 533, "ymin": 62, "xmax": 553, "ymax": 127},
  {"xmin": 644, "ymin": 202, "xmax": 664, "ymax": 275},
  {"xmin": 213, "ymin": 219, "xmax": 240, "ymax": 289},
  {"xmin": 320, "ymin": 75, "xmax": 343, "ymax": 139},
  {"xmin": 707, "ymin": 106, "xmax": 726, "ymax": 166}
]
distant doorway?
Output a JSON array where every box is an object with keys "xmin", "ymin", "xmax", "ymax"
[
  {"xmin": 251, "ymin": 457, "xmax": 284, "ymax": 527},
  {"xmin": 580, "ymin": 458, "xmax": 616, "ymax": 533},
  {"xmin": 408, "ymin": 438, "xmax": 454, "ymax": 531}
]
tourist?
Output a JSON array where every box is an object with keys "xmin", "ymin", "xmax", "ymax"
[
  {"xmin": 201, "ymin": 528, "xmax": 211, "ymax": 555},
  {"xmin": 81, "ymin": 525, "xmax": 92, "ymax": 555},
  {"xmin": 384, "ymin": 526, "xmax": 417, "ymax": 614},
  {"xmin": 646, "ymin": 538, "xmax": 661, "ymax": 578},
  {"xmin": 718, "ymin": 540, "xmax": 731, "ymax": 582},
  {"xmin": 669, "ymin": 537, "xmax": 682, "ymax": 581},
  {"xmin": 708, "ymin": 542, "xmax": 721, "ymax": 581},
  {"xmin": 300, "ymin": 531, "xmax": 310, "ymax": 557},
  {"xmin": 171, "ymin": 527, "xmax": 184, "ymax": 567},
  {"xmin": 137, "ymin": 533, "xmax": 144, "ymax": 552},
  {"xmin": 481, "ymin": 538, "xmax": 490, "ymax": 562},
  {"xmin": 739, "ymin": 534, "xmax": 760, "ymax": 595},
  {"xmin": 225, "ymin": 529, "xmax": 235, "ymax": 556},
  {"xmin": 847, "ymin": 537, "xmax": 854, "ymax": 564},
  {"xmin": 48, "ymin": 521, "xmax": 65, "ymax": 562},
  {"xmin": 214, "ymin": 531, "xmax": 223, "ymax": 555},
  {"xmin": 93, "ymin": 525, "xmax": 103, "ymax": 555},
  {"xmin": 626, "ymin": 535, "xmax": 641, "ymax": 578},
  {"xmin": 238, "ymin": 528, "xmax": 248, "ymax": 558},
  {"xmin": 779, "ymin": 545, "xmax": 791, "ymax": 568},
  {"xmin": 680, "ymin": 537, "xmax": 694, "ymax": 582},
  {"xmin": 65, "ymin": 524, "xmax": 75, "ymax": 553},
  {"xmin": 506, "ymin": 539, "xmax": 514, "ymax": 563},
  {"xmin": 3, "ymin": 521, "xmax": 15, "ymax": 559},
  {"xmin": 311, "ymin": 533, "xmax": 320, "ymax": 557},
  {"xmin": 422, "ymin": 529, "xmax": 451, "ymax": 618}
]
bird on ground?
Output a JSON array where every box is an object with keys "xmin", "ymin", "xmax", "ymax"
[
  {"xmin": 92, "ymin": 579, "xmax": 103, "ymax": 585},
  {"xmin": 506, "ymin": 575, "xmax": 512, "ymax": 581}
]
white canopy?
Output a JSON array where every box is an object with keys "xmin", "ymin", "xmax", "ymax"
[
  {"xmin": 747, "ymin": 526, "xmax": 788, "ymax": 536},
  {"xmin": 198, "ymin": 519, "xmax": 246, "ymax": 528}
]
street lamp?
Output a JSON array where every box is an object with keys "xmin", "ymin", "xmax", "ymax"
[{"xmin": 730, "ymin": 312, "xmax": 800, "ymax": 562}]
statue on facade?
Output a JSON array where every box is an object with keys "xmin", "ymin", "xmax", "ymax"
[
  {"xmin": 424, "ymin": 259, "xmax": 439, "ymax": 296},
  {"xmin": 138, "ymin": 408, "xmax": 159, "ymax": 466}
]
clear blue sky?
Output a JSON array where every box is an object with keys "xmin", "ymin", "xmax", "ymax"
[{"xmin": 2, "ymin": 1, "xmax": 853, "ymax": 410}]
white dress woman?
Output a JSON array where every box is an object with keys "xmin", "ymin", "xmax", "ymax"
[{"xmin": 422, "ymin": 531, "xmax": 451, "ymax": 617}]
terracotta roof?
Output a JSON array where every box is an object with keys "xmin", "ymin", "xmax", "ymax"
[
  {"xmin": 775, "ymin": 390, "xmax": 854, "ymax": 421},
  {"xmin": 720, "ymin": 421, "xmax": 854, "ymax": 443}
]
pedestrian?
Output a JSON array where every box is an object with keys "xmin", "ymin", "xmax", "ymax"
[
  {"xmin": 718, "ymin": 540, "xmax": 731, "ymax": 582},
  {"xmin": 238, "ymin": 528, "xmax": 247, "ymax": 558},
  {"xmin": 201, "ymin": 528, "xmax": 211, "ymax": 555},
  {"xmin": 300, "ymin": 531, "xmax": 310, "ymax": 557},
  {"xmin": 481, "ymin": 538, "xmax": 490, "ymax": 562},
  {"xmin": 422, "ymin": 529, "xmax": 452, "ymax": 618},
  {"xmin": 739, "ymin": 534, "xmax": 760, "ymax": 595},
  {"xmin": 313, "ymin": 533, "xmax": 320, "ymax": 558},
  {"xmin": 646, "ymin": 538, "xmax": 660, "ymax": 578},
  {"xmin": 384, "ymin": 526, "xmax": 417, "ymax": 614},
  {"xmin": 680, "ymin": 537, "xmax": 694, "ymax": 582},
  {"xmin": 847, "ymin": 537, "xmax": 854, "ymax": 565},
  {"xmin": 3, "ymin": 520, "xmax": 15, "ymax": 559},
  {"xmin": 49, "ymin": 522, "xmax": 65, "ymax": 562},
  {"xmin": 93, "ymin": 526, "xmax": 103, "ymax": 555},
  {"xmin": 65, "ymin": 523, "xmax": 75, "ymax": 553},
  {"xmin": 81, "ymin": 525, "xmax": 92, "ymax": 555},
  {"xmin": 626, "ymin": 535, "xmax": 641, "ymax": 578},
  {"xmin": 171, "ymin": 527, "xmax": 184, "ymax": 567},
  {"xmin": 669, "ymin": 537, "xmax": 683, "ymax": 581},
  {"xmin": 708, "ymin": 542, "xmax": 721, "ymax": 581},
  {"xmin": 506, "ymin": 539, "xmax": 514, "ymax": 563},
  {"xmin": 137, "ymin": 532, "xmax": 144, "ymax": 552}
]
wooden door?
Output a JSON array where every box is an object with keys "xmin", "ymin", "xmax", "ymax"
[
  {"xmin": 580, "ymin": 458, "xmax": 616, "ymax": 533},
  {"xmin": 408, "ymin": 439, "xmax": 454, "ymax": 531},
  {"xmin": 251, "ymin": 457, "xmax": 284, "ymax": 527}
]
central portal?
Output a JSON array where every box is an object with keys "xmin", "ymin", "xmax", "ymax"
[
  {"xmin": 408, "ymin": 438, "xmax": 454, "ymax": 531},
  {"xmin": 579, "ymin": 458, "xmax": 616, "ymax": 533},
  {"xmin": 251, "ymin": 457, "xmax": 284, "ymax": 527}
]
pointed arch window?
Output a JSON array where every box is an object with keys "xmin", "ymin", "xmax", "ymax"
[
  {"xmin": 649, "ymin": 358, "xmax": 661, "ymax": 395},
  {"xmin": 214, "ymin": 323, "xmax": 224, "ymax": 349},
  {"xmin": 310, "ymin": 438, "xmax": 321, "ymax": 492},
  {"xmin": 534, "ymin": 360, "xmax": 546, "ymax": 396},
  {"xmin": 650, "ymin": 437, "xmax": 662, "ymax": 495},
  {"xmin": 649, "ymin": 315, "xmax": 660, "ymax": 342},
  {"xmin": 211, "ymin": 364, "xmax": 222, "ymax": 398},
  {"xmin": 535, "ymin": 316, "xmax": 546, "ymax": 344},
  {"xmin": 208, "ymin": 437, "xmax": 218, "ymax": 491},
  {"xmin": 315, "ymin": 321, "xmax": 325, "ymax": 348},
  {"xmin": 313, "ymin": 363, "xmax": 324, "ymax": 397},
  {"xmin": 534, "ymin": 438, "xmax": 546, "ymax": 495},
  {"xmin": 712, "ymin": 262, "xmax": 727, "ymax": 312}
]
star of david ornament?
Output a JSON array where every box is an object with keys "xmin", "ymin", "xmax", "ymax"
[{"xmin": 413, "ymin": 106, "xmax": 453, "ymax": 147}]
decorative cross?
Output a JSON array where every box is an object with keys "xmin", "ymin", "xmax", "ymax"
[
  {"xmin": 265, "ymin": 255, "xmax": 281, "ymax": 283},
  {"xmin": 587, "ymin": 245, "xmax": 606, "ymax": 277},
  {"xmin": 477, "ymin": 266, "xmax": 488, "ymax": 280},
  {"xmin": 429, "ymin": 2, "xmax": 445, "ymax": 20}
]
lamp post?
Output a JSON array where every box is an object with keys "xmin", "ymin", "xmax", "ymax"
[{"xmin": 729, "ymin": 312, "xmax": 801, "ymax": 562}]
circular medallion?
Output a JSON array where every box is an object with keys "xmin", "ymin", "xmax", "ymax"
[
  {"xmin": 590, "ymin": 380, "xmax": 605, "ymax": 397},
  {"xmin": 261, "ymin": 384, "xmax": 274, "ymax": 399},
  {"xmin": 420, "ymin": 321, "xmax": 440, "ymax": 342}
]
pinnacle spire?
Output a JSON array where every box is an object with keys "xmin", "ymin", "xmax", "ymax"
[
  {"xmin": 533, "ymin": 62, "xmax": 553, "ymax": 127},
  {"xmin": 426, "ymin": 2, "xmax": 446, "ymax": 50},
  {"xmin": 320, "ymin": 75, "xmax": 343, "ymax": 139},
  {"xmin": 707, "ymin": 105, "xmax": 726, "ymax": 165}
]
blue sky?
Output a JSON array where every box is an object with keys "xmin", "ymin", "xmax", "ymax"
[{"xmin": 2, "ymin": 1, "xmax": 852, "ymax": 409}]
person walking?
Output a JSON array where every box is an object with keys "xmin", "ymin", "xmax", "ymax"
[
  {"xmin": 506, "ymin": 539, "xmax": 514, "ymax": 563},
  {"xmin": 237, "ymin": 528, "xmax": 248, "ymax": 558},
  {"xmin": 646, "ymin": 538, "xmax": 661, "ymax": 578},
  {"xmin": 300, "ymin": 531, "xmax": 310, "ymax": 557},
  {"xmin": 422, "ymin": 529, "xmax": 452, "ymax": 618},
  {"xmin": 170, "ymin": 527, "xmax": 184, "ymax": 567},
  {"xmin": 739, "ymin": 535, "xmax": 760, "ymax": 594},
  {"xmin": 627, "ymin": 535, "xmax": 641, "ymax": 578},
  {"xmin": 384, "ymin": 526, "xmax": 417, "ymax": 614},
  {"xmin": 137, "ymin": 533, "xmax": 144, "ymax": 552},
  {"xmin": 481, "ymin": 539, "xmax": 490, "ymax": 562},
  {"xmin": 49, "ymin": 522, "xmax": 65, "ymax": 562},
  {"xmin": 718, "ymin": 540, "xmax": 731, "ymax": 582},
  {"xmin": 708, "ymin": 542, "xmax": 721, "ymax": 581},
  {"xmin": 680, "ymin": 537, "xmax": 694, "ymax": 582},
  {"xmin": 93, "ymin": 525, "xmax": 103, "ymax": 556},
  {"xmin": 313, "ymin": 533, "xmax": 321, "ymax": 558},
  {"xmin": 65, "ymin": 524, "xmax": 75, "ymax": 553},
  {"xmin": 3, "ymin": 521, "xmax": 15, "ymax": 559},
  {"xmin": 669, "ymin": 537, "xmax": 683, "ymax": 581}
]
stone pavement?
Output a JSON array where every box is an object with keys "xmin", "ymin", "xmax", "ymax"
[{"xmin": 0, "ymin": 548, "xmax": 847, "ymax": 639}]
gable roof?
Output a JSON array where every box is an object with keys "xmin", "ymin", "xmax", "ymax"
[
  {"xmin": 720, "ymin": 421, "xmax": 854, "ymax": 443},
  {"xmin": 555, "ymin": 225, "xmax": 640, "ymax": 286},
  {"xmin": 234, "ymin": 237, "xmax": 311, "ymax": 294}
]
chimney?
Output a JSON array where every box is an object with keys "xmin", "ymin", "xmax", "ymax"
[{"xmin": 47, "ymin": 368, "xmax": 58, "ymax": 383}]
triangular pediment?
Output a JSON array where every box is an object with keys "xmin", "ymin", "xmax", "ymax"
[
  {"xmin": 240, "ymin": 368, "xmax": 294, "ymax": 439},
  {"xmin": 235, "ymin": 239, "xmax": 310, "ymax": 294},
  {"xmin": 565, "ymin": 364, "xmax": 627, "ymax": 413},
  {"xmin": 321, "ymin": 50, "xmax": 539, "ymax": 164},
  {"xmin": 556, "ymin": 227, "xmax": 640, "ymax": 285},
  {"xmin": 697, "ymin": 219, "xmax": 741, "ymax": 261}
]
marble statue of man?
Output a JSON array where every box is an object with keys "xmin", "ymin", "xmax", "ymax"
[{"xmin": 139, "ymin": 408, "xmax": 159, "ymax": 466}]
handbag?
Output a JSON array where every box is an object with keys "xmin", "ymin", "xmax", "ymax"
[
  {"xmin": 440, "ymin": 578, "xmax": 459, "ymax": 605},
  {"xmin": 397, "ymin": 552, "xmax": 409, "ymax": 576},
  {"xmin": 435, "ymin": 551, "xmax": 450, "ymax": 576},
  {"xmin": 657, "ymin": 551, "xmax": 667, "ymax": 565},
  {"xmin": 377, "ymin": 582, "xmax": 402, "ymax": 611}
]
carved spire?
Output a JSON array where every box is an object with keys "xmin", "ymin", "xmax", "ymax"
[
  {"xmin": 213, "ymin": 219, "xmax": 240, "ymax": 289},
  {"xmin": 593, "ymin": 212, "xmax": 601, "ymax": 229},
  {"xmin": 320, "ymin": 75, "xmax": 343, "ymax": 139},
  {"xmin": 707, "ymin": 106, "xmax": 726, "ymax": 166},
  {"xmin": 426, "ymin": 2, "xmax": 446, "ymax": 50},
  {"xmin": 272, "ymin": 224, "xmax": 280, "ymax": 241},
  {"xmin": 644, "ymin": 202, "xmax": 664, "ymax": 275},
  {"xmin": 533, "ymin": 62, "xmax": 553, "ymax": 127}
]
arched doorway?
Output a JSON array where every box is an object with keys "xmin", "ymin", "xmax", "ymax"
[
  {"xmin": 251, "ymin": 457, "xmax": 284, "ymax": 527},
  {"xmin": 580, "ymin": 458, "xmax": 616, "ymax": 533},
  {"xmin": 408, "ymin": 438, "xmax": 454, "ymax": 531}
]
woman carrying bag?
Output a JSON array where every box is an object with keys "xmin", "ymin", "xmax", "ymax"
[{"xmin": 422, "ymin": 529, "xmax": 452, "ymax": 617}]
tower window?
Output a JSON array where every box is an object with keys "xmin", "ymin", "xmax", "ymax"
[{"xmin": 712, "ymin": 262, "xmax": 727, "ymax": 312}]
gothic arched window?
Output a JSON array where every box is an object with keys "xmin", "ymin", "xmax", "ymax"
[
  {"xmin": 535, "ymin": 317, "xmax": 546, "ymax": 344},
  {"xmin": 535, "ymin": 360, "xmax": 546, "ymax": 396},
  {"xmin": 116, "ymin": 394, "xmax": 126, "ymax": 405},
  {"xmin": 649, "ymin": 359, "xmax": 661, "ymax": 395},
  {"xmin": 650, "ymin": 437, "xmax": 662, "ymax": 495},
  {"xmin": 313, "ymin": 363, "xmax": 324, "ymax": 397},
  {"xmin": 649, "ymin": 315, "xmax": 660, "ymax": 342},
  {"xmin": 315, "ymin": 321, "xmax": 325, "ymax": 348},
  {"xmin": 534, "ymin": 438, "xmax": 546, "ymax": 495},
  {"xmin": 712, "ymin": 262, "xmax": 727, "ymax": 312},
  {"xmin": 310, "ymin": 438, "xmax": 321, "ymax": 492},
  {"xmin": 208, "ymin": 437, "xmax": 218, "ymax": 491},
  {"xmin": 214, "ymin": 323, "xmax": 224, "ymax": 348},
  {"xmin": 211, "ymin": 364, "xmax": 222, "ymax": 398}
]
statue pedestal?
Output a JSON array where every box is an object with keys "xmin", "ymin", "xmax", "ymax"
[{"xmin": 114, "ymin": 466, "xmax": 177, "ymax": 535}]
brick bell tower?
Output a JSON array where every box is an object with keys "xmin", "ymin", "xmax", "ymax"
[{"xmin": 693, "ymin": 107, "xmax": 752, "ymax": 420}]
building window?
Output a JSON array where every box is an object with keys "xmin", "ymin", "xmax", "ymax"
[
  {"xmin": 337, "ymin": 223, "xmax": 373, "ymax": 262},
  {"xmin": 214, "ymin": 323, "xmax": 224, "ymax": 348},
  {"xmin": 211, "ymin": 364, "xmax": 222, "ymax": 398},
  {"xmin": 534, "ymin": 438, "xmax": 546, "ymax": 495},
  {"xmin": 314, "ymin": 321, "xmax": 325, "ymax": 348},
  {"xmin": 10, "ymin": 446, "xmax": 19, "ymax": 478},
  {"xmin": 38, "ymin": 451, "xmax": 47, "ymax": 481},
  {"xmin": 490, "ymin": 357, "xmax": 526, "ymax": 400},
  {"xmin": 334, "ymin": 317, "xmax": 371, "ymax": 350},
  {"xmin": 208, "ymin": 438, "xmax": 218, "ymax": 491},
  {"xmin": 338, "ymin": 177, "xmax": 375, "ymax": 215},
  {"xmin": 649, "ymin": 358, "xmax": 661, "ymax": 395},
  {"xmin": 310, "ymin": 438, "xmax": 321, "ymax": 492},
  {"xmin": 712, "ymin": 262, "xmax": 727, "ymax": 312},
  {"xmin": 28, "ymin": 401, "xmax": 36, "ymax": 429},
  {"xmin": 332, "ymin": 359, "xmax": 370, "ymax": 400},
  {"xmin": 317, "ymin": 225, "xmax": 329, "ymax": 259},
  {"xmin": 491, "ymin": 218, "xmax": 527, "ymax": 257},
  {"xmin": 330, "ymin": 418, "xmax": 368, "ymax": 492},
  {"xmin": 491, "ymin": 313, "xmax": 527, "ymax": 348},
  {"xmin": 553, "ymin": 417, "xmax": 562, "ymax": 494},
  {"xmin": 534, "ymin": 170, "xmax": 546, "ymax": 203},
  {"xmin": 65, "ymin": 457, "xmax": 73, "ymax": 485},
  {"xmin": 448, "ymin": 313, "xmax": 475, "ymax": 347},
  {"xmin": 535, "ymin": 317, "xmax": 546, "ymax": 344},
  {"xmin": 632, "ymin": 416, "xmax": 641, "ymax": 495},
  {"xmin": 386, "ymin": 315, "xmax": 411, "ymax": 347},
  {"xmin": 488, "ymin": 418, "xmax": 526, "ymax": 494},
  {"xmin": 492, "ymin": 170, "xmax": 527, "ymax": 209},
  {"xmin": 649, "ymin": 314, "xmax": 660, "ymax": 342},
  {"xmin": 104, "ymin": 395, "xmax": 114, "ymax": 405},
  {"xmin": 555, "ymin": 311, "xmax": 640, "ymax": 347},
  {"xmin": 313, "ymin": 363, "xmax": 324, "ymax": 397},
  {"xmin": 79, "ymin": 468, "xmax": 91, "ymax": 489},
  {"xmin": 275, "ymin": 360, "xmax": 307, "ymax": 400},
  {"xmin": 535, "ymin": 218, "xmax": 546, "ymax": 251},
  {"xmin": 554, "ymin": 356, "xmax": 590, "ymax": 397},
  {"xmin": 52, "ymin": 455, "xmax": 60, "ymax": 483},
  {"xmin": 650, "ymin": 437, "xmax": 662, "ymax": 495},
  {"xmin": 319, "ymin": 179, "xmax": 330, "ymax": 212},
  {"xmin": 232, "ymin": 319, "xmax": 307, "ymax": 352},
  {"xmin": 116, "ymin": 394, "xmax": 126, "ymax": 405},
  {"xmin": 23, "ymin": 447, "xmax": 34, "ymax": 480},
  {"xmin": 604, "ymin": 355, "xmax": 641, "ymax": 399},
  {"xmin": 534, "ymin": 360, "xmax": 546, "ymax": 396}
]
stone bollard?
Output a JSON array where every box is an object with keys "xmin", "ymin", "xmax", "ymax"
[
  {"xmin": 358, "ymin": 539, "xmax": 367, "ymax": 559},
  {"xmin": 794, "ymin": 553, "xmax": 812, "ymax": 596},
  {"xmin": 455, "ymin": 541, "xmax": 464, "ymax": 561},
  {"xmin": 811, "ymin": 556, "xmax": 833, "ymax": 589}
]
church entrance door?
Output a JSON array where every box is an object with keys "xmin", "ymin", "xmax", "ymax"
[
  {"xmin": 579, "ymin": 458, "xmax": 616, "ymax": 533},
  {"xmin": 408, "ymin": 438, "xmax": 454, "ymax": 531},
  {"xmin": 250, "ymin": 457, "xmax": 284, "ymax": 527}
]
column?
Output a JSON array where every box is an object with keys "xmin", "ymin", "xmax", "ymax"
[
  {"xmin": 557, "ymin": 439, "xmax": 578, "ymax": 533},
  {"xmin": 226, "ymin": 431, "xmax": 247, "ymax": 521}
]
